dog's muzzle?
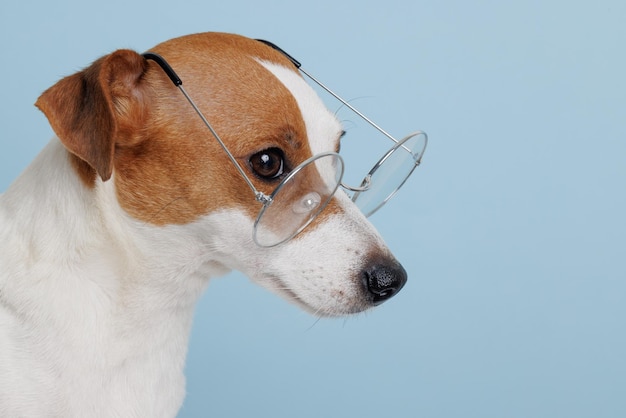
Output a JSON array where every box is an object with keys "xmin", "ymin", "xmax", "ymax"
[{"xmin": 362, "ymin": 260, "xmax": 407, "ymax": 305}]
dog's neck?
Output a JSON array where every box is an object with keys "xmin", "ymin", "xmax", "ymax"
[{"xmin": 0, "ymin": 138, "xmax": 224, "ymax": 416}]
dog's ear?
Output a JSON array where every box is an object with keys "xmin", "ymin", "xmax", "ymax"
[{"xmin": 35, "ymin": 49, "xmax": 150, "ymax": 182}]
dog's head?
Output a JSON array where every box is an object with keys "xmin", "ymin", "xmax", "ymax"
[{"xmin": 35, "ymin": 32, "xmax": 413, "ymax": 316}]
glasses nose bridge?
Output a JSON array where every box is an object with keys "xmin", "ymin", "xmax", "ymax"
[{"xmin": 340, "ymin": 175, "xmax": 372, "ymax": 194}]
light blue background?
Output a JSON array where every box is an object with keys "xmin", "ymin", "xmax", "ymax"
[{"xmin": 2, "ymin": 1, "xmax": 625, "ymax": 417}]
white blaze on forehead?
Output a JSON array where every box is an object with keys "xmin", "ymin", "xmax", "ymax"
[{"xmin": 257, "ymin": 60, "xmax": 342, "ymax": 156}]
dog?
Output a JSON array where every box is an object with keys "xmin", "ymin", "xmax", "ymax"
[{"xmin": 0, "ymin": 32, "xmax": 411, "ymax": 417}]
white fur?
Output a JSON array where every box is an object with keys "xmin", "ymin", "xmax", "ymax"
[
  {"xmin": 0, "ymin": 61, "xmax": 393, "ymax": 417},
  {"xmin": 0, "ymin": 141, "xmax": 215, "ymax": 416},
  {"xmin": 258, "ymin": 60, "xmax": 339, "ymax": 157}
]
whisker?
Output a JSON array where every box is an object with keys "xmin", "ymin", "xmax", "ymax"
[{"xmin": 305, "ymin": 316, "xmax": 323, "ymax": 332}]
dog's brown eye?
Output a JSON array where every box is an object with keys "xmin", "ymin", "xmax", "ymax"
[{"xmin": 249, "ymin": 148, "xmax": 285, "ymax": 180}]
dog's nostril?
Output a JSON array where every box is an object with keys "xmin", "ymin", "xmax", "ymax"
[{"xmin": 363, "ymin": 261, "xmax": 407, "ymax": 305}]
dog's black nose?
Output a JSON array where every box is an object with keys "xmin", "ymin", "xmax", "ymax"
[{"xmin": 363, "ymin": 260, "xmax": 407, "ymax": 305}]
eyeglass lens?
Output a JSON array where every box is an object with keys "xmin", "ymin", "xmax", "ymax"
[
  {"xmin": 351, "ymin": 131, "xmax": 427, "ymax": 217},
  {"xmin": 253, "ymin": 153, "xmax": 344, "ymax": 247}
]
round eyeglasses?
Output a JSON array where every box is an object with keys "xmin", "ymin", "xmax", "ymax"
[
  {"xmin": 252, "ymin": 131, "xmax": 426, "ymax": 247},
  {"xmin": 143, "ymin": 42, "xmax": 427, "ymax": 248}
]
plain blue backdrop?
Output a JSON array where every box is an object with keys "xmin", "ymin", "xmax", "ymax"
[{"xmin": 1, "ymin": 1, "xmax": 625, "ymax": 417}]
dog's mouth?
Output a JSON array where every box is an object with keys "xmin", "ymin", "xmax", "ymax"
[
  {"xmin": 254, "ymin": 273, "xmax": 365, "ymax": 317},
  {"xmin": 255, "ymin": 259, "xmax": 407, "ymax": 317}
]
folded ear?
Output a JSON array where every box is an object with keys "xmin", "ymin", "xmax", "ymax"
[{"xmin": 35, "ymin": 49, "xmax": 150, "ymax": 182}]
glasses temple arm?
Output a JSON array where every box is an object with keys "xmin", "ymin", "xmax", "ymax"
[
  {"xmin": 142, "ymin": 53, "xmax": 269, "ymax": 203},
  {"xmin": 299, "ymin": 68, "xmax": 398, "ymax": 144},
  {"xmin": 256, "ymin": 40, "xmax": 398, "ymax": 145}
]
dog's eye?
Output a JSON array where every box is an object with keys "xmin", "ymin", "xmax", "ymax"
[{"xmin": 249, "ymin": 148, "xmax": 285, "ymax": 180}]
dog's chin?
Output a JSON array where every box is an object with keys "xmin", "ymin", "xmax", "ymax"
[
  {"xmin": 254, "ymin": 274, "xmax": 372, "ymax": 318},
  {"xmin": 284, "ymin": 294, "xmax": 372, "ymax": 318},
  {"xmin": 299, "ymin": 301, "xmax": 373, "ymax": 318}
]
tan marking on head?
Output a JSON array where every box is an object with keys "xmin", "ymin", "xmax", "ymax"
[
  {"xmin": 115, "ymin": 33, "xmax": 316, "ymax": 225},
  {"xmin": 35, "ymin": 32, "xmax": 335, "ymax": 225}
]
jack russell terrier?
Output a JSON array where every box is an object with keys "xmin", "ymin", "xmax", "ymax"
[{"xmin": 0, "ymin": 32, "xmax": 427, "ymax": 417}]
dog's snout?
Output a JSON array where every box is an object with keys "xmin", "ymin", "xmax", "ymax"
[{"xmin": 362, "ymin": 260, "xmax": 407, "ymax": 305}]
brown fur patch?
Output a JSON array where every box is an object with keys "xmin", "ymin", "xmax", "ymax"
[
  {"xmin": 114, "ymin": 33, "xmax": 314, "ymax": 225},
  {"xmin": 36, "ymin": 32, "xmax": 342, "ymax": 228}
]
